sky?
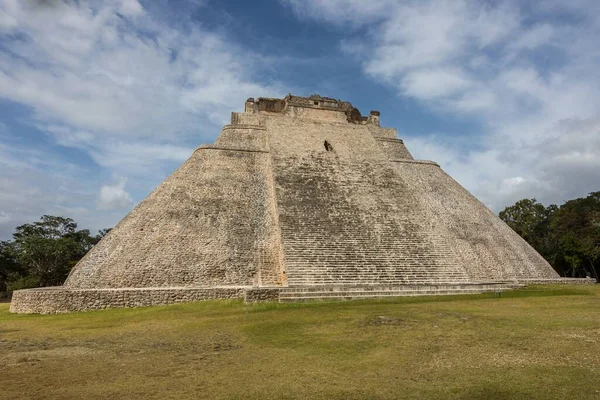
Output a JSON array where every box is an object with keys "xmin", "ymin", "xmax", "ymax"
[{"xmin": 0, "ymin": 0, "xmax": 599, "ymax": 239}]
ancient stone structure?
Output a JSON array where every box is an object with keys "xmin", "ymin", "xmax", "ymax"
[{"xmin": 10, "ymin": 94, "xmax": 593, "ymax": 314}]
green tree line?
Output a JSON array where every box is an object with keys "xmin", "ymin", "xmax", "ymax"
[
  {"xmin": 0, "ymin": 215, "xmax": 110, "ymax": 298},
  {"xmin": 499, "ymin": 192, "xmax": 600, "ymax": 281}
]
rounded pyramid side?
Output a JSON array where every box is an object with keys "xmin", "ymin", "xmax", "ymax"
[
  {"xmin": 391, "ymin": 161, "xmax": 559, "ymax": 281},
  {"xmin": 65, "ymin": 146, "xmax": 284, "ymax": 289}
]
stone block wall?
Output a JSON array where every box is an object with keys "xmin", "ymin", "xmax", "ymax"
[
  {"xmin": 9, "ymin": 287, "xmax": 246, "ymax": 314},
  {"xmin": 267, "ymin": 114, "xmax": 470, "ymax": 286},
  {"xmin": 393, "ymin": 162, "xmax": 559, "ymax": 281},
  {"xmin": 214, "ymin": 126, "xmax": 268, "ymax": 152},
  {"xmin": 244, "ymin": 287, "xmax": 281, "ymax": 302},
  {"xmin": 375, "ymin": 137, "xmax": 414, "ymax": 160},
  {"xmin": 10, "ymin": 94, "xmax": 567, "ymax": 314},
  {"xmin": 518, "ymin": 278, "xmax": 595, "ymax": 285},
  {"xmin": 66, "ymin": 123, "xmax": 284, "ymax": 289}
]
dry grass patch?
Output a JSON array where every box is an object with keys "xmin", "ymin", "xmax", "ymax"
[{"xmin": 1, "ymin": 285, "xmax": 599, "ymax": 399}]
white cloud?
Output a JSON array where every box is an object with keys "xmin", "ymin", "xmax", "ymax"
[
  {"xmin": 0, "ymin": 211, "xmax": 10, "ymax": 224},
  {"xmin": 283, "ymin": 0, "xmax": 600, "ymax": 210},
  {"xmin": 401, "ymin": 68, "xmax": 473, "ymax": 100},
  {"xmin": 507, "ymin": 23, "xmax": 554, "ymax": 52},
  {"xmin": 0, "ymin": 0, "xmax": 284, "ymax": 153},
  {"xmin": 120, "ymin": 0, "xmax": 143, "ymax": 16},
  {"xmin": 42, "ymin": 124, "xmax": 193, "ymax": 175},
  {"xmin": 0, "ymin": 0, "xmax": 286, "ymax": 238},
  {"xmin": 281, "ymin": 0, "xmax": 393, "ymax": 25},
  {"xmin": 0, "ymin": 139, "xmax": 108, "ymax": 239},
  {"xmin": 502, "ymin": 177, "xmax": 526, "ymax": 188},
  {"xmin": 406, "ymin": 116, "xmax": 600, "ymax": 210},
  {"xmin": 97, "ymin": 178, "xmax": 133, "ymax": 210}
]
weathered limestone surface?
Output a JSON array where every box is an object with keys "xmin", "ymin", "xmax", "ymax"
[
  {"xmin": 65, "ymin": 137, "xmax": 284, "ymax": 289},
  {"xmin": 518, "ymin": 278, "xmax": 596, "ymax": 285},
  {"xmin": 10, "ymin": 287, "xmax": 245, "ymax": 314},
  {"xmin": 279, "ymin": 283, "xmax": 522, "ymax": 302},
  {"xmin": 12, "ymin": 93, "xmax": 582, "ymax": 314},
  {"xmin": 393, "ymin": 162, "xmax": 559, "ymax": 282},
  {"xmin": 375, "ymin": 138, "xmax": 414, "ymax": 160},
  {"xmin": 267, "ymin": 114, "xmax": 470, "ymax": 286},
  {"xmin": 244, "ymin": 287, "xmax": 281, "ymax": 302}
]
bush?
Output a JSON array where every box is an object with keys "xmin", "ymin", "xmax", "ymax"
[{"xmin": 5, "ymin": 274, "xmax": 41, "ymax": 299}]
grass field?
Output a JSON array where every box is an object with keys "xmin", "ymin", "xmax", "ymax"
[{"xmin": 1, "ymin": 285, "xmax": 599, "ymax": 400}]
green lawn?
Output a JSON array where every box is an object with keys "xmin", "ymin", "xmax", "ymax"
[{"xmin": 1, "ymin": 285, "xmax": 599, "ymax": 400}]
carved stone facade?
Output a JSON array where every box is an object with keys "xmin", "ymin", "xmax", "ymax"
[{"xmin": 10, "ymin": 94, "xmax": 591, "ymax": 314}]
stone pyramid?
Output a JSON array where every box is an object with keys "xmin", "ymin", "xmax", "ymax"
[{"xmin": 13, "ymin": 94, "xmax": 579, "ymax": 314}]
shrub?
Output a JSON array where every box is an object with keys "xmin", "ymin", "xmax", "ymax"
[{"xmin": 5, "ymin": 274, "xmax": 41, "ymax": 299}]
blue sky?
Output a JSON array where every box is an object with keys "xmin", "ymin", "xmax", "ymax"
[{"xmin": 0, "ymin": 0, "xmax": 599, "ymax": 239}]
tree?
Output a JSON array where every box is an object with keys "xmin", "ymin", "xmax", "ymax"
[
  {"xmin": 95, "ymin": 228, "xmax": 112, "ymax": 242},
  {"xmin": 499, "ymin": 199, "xmax": 558, "ymax": 263},
  {"xmin": 500, "ymin": 193, "xmax": 600, "ymax": 281},
  {"xmin": 13, "ymin": 215, "xmax": 78, "ymax": 241},
  {"xmin": 499, "ymin": 199, "xmax": 547, "ymax": 243},
  {"xmin": 10, "ymin": 216, "xmax": 97, "ymax": 287},
  {"xmin": 550, "ymin": 192, "xmax": 600, "ymax": 280},
  {"xmin": 0, "ymin": 215, "xmax": 112, "ymax": 298},
  {"xmin": 0, "ymin": 241, "xmax": 22, "ymax": 295}
]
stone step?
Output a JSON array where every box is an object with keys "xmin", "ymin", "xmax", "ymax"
[
  {"xmin": 278, "ymin": 283, "xmax": 518, "ymax": 302},
  {"xmin": 286, "ymin": 279, "xmax": 472, "ymax": 284},
  {"xmin": 287, "ymin": 274, "xmax": 468, "ymax": 276},
  {"xmin": 282, "ymin": 285, "xmax": 492, "ymax": 292},
  {"xmin": 284, "ymin": 271, "xmax": 470, "ymax": 275},
  {"xmin": 280, "ymin": 291, "xmax": 490, "ymax": 302},
  {"xmin": 286, "ymin": 282, "xmax": 472, "ymax": 286},
  {"xmin": 286, "ymin": 275, "xmax": 469, "ymax": 278},
  {"xmin": 281, "ymin": 283, "xmax": 513, "ymax": 292}
]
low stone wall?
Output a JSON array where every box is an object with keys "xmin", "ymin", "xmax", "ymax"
[
  {"xmin": 11, "ymin": 278, "xmax": 595, "ymax": 314},
  {"xmin": 518, "ymin": 278, "xmax": 596, "ymax": 285},
  {"xmin": 10, "ymin": 286, "xmax": 247, "ymax": 314},
  {"xmin": 244, "ymin": 287, "xmax": 281, "ymax": 302}
]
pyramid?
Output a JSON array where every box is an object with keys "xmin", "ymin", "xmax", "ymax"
[{"xmin": 12, "ymin": 94, "xmax": 586, "ymax": 314}]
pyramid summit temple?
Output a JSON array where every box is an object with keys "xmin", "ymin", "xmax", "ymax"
[{"xmin": 11, "ymin": 94, "xmax": 590, "ymax": 313}]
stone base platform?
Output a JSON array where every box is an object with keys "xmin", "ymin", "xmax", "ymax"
[
  {"xmin": 9, "ymin": 286, "xmax": 280, "ymax": 314},
  {"xmin": 279, "ymin": 278, "xmax": 596, "ymax": 302},
  {"xmin": 279, "ymin": 282, "xmax": 522, "ymax": 302},
  {"xmin": 9, "ymin": 278, "xmax": 595, "ymax": 314},
  {"xmin": 517, "ymin": 278, "xmax": 596, "ymax": 285}
]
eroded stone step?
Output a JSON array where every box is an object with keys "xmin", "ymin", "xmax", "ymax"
[
  {"xmin": 279, "ymin": 290, "xmax": 503, "ymax": 302},
  {"xmin": 277, "ymin": 283, "xmax": 518, "ymax": 302},
  {"xmin": 281, "ymin": 286, "xmax": 505, "ymax": 293}
]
